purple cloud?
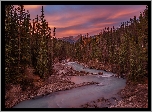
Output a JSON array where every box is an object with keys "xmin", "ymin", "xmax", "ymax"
[{"xmin": 21, "ymin": 5, "xmax": 147, "ymax": 38}]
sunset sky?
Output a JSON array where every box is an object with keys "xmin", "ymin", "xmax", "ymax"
[{"xmin": 22, "ymin": 5, "xmax": 146, "ymax": 38}]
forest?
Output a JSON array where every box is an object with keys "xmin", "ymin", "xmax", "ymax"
[{"xmin": 5, "ymin": 5, "xmax": 148, "ymax": 108}]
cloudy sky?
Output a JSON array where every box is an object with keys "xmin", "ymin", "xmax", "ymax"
[{"xmin": 22, "ymin": 5, "xmax": 146, "ymax": 38}]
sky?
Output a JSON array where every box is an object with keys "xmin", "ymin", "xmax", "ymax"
[{"xmin": 22, "ymin": 5, "xmax": 146, "ymax": 38}]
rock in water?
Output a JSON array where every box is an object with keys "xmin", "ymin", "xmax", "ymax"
[{"xmin": 96, "ymin": 83, "xmax": 104, "ymax": 86}]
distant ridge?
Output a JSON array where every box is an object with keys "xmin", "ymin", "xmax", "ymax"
[
  {"xmin": 58, "ymin": 34, "xmax": 82, "ymax": 43},
  {"xmin": 58, "ymin": 34, "xmax": 97, "ymax": 43}
]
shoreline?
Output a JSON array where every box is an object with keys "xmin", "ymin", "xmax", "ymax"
[
  {"xmin": 5, "ymin": 61, "xmax": 102, "ymax": 108},
  {"xmin": 77, "ymin": 61, "xmax": 148, "ymax": 108},
  {"xmin": 5, "ymin": 61, "xmax": 148, "ymax": 108}
]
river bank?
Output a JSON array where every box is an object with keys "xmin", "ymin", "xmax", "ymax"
[
  {"xmin": 5, "ymin": 60, "xmax": 148, "ymax": 108},
  {"xmin": 5, "ymin": 61, "xmax": 101, "ymax": 108},
  {"xmin": 77, "ymin": 60, "xmax": 148, "ymax": 108},
  {"xmin": 79, "ymin": 81, "xmax": 148, "ymax": 108}
]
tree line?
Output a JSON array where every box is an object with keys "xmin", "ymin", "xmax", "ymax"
[
  {"xmin": 5, "ymin": 5, "xmax": 148, "ymax": 85},
  {"xmin": 68, "ymin": 6, "xmax": 148, "ymax": 82},
  {"xmin": 5, "ymin": 5, "xmax": 55, "ymax": 84}
]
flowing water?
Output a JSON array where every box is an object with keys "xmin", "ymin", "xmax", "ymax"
[
  {"xmin": 66, "ymin": 62, "xmax": 114, "ymax": 77},
  {"xmin": 13, "ymin": 62, "xmax": 126, "ymax": 108}
]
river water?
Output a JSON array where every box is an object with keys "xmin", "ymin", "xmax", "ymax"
[{"xmin": 13, "ymin": 62, "xmax": 126, "ymax": 108}]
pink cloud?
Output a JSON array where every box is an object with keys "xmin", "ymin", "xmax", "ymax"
[
  {"xmin": 13, "ymin": 5, "xmax": 147, "ymax": 38},
  {"xmin": 24, "ymin": 5, "xmax": 42, "ymax": 9},
  {"xmin": 107, "ymin": 6, "xmax": 145, "ymax": 20}
]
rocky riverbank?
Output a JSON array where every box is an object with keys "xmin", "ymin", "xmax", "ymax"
[
  {"xmin": 79, "ymin": 82, "xmax": 148, "ymax": 108},
  {"xmin": 77, "ymin": 60, "xmax": 148, "ymax": 108},
  {"xmin": 109, "ymin": 82, "xmax": 148, "ymax": 108},
  {"xmin": 5, "ymin": 60, "xmax": 148, "ymax": 108},
  {"xmin": 5, "ymin": 61, "xmax": 101, "ymax": 108}
]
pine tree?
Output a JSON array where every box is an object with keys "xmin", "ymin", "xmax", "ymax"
[{"xmin": 5, "ymin": 5, "xmax": 15, "ymax": 83}]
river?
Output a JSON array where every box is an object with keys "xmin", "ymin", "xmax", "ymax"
[{"xmin": 13, "ymin": 61, "xmax": 126, "ymax": 108}]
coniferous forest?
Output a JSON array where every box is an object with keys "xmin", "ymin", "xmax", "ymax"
[{"xmin": 5, "ymin": 5, "xmax": 149, "ymax": 108}]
